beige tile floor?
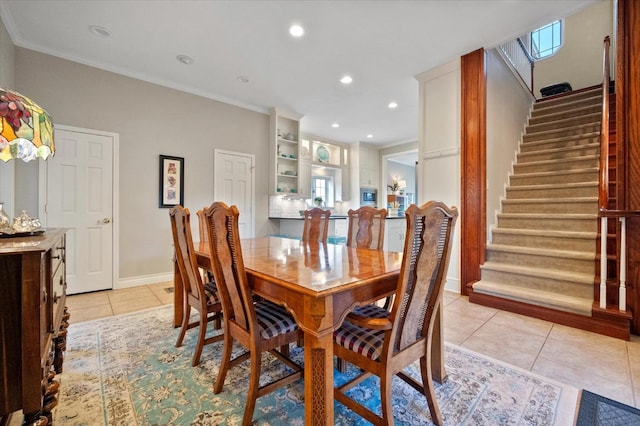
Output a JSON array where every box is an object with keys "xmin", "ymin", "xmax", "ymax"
[{"xmin": 66, "ymin": 284, "xmax": 640, "ymax": 409}]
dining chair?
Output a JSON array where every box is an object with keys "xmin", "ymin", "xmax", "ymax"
[
  {"xmin": 333, "ymin": 200, "xmax": 458, "ymax": 426},
  {"xmin": 337, "ymin": 206, "xmax": 388, "ymax": 371},
  {"xmin": 195, "ymin": 208, "xmax": 216, "ymax": 284},
  {"xmin": 204, "ymin": 201, "xmax": 303, "ymax": 426},
  {"xmin": 301, "ymin": 207, "xmax": 331, "ymax": 243},
  {"xmin": 346, "ymin": 206, "xmax": 387, "ymax": 250},
  {"xmin": 169, "ymin": 205, "xmax": 224, "ymax": 367},
  {"xmin": 196, "ymin": 208, "xmax": 208, "ymax": 243}
]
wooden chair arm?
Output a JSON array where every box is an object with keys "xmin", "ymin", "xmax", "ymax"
[{"xmin": 345, "ymin": 312, "xmax": 392, "ymax": 330}]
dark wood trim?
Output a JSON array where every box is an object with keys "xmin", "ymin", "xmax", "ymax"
[
  {"xmin": 617, "ymin": 0, "xmax": 640, "ymax": 334},
  {"xmin": 469, "ymin": 289, "xmax": 631, "ymax": 340},
  {"xmin": 460, "ymin": 48, "xmax": 487, "ymax": 296}
]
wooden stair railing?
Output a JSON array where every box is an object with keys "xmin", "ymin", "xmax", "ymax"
[{"xmin": 597, "ymin": 35, "xmax": 640, "ymax": 319}]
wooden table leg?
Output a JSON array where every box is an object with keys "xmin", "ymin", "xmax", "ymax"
[
  {"xmin": 173, "ymin": 259, "xmax": 183, "ymax": 328},
  {"xmin": 304, "ymin": 330, "xmax": 334, "ymax": 426},
  {"xmin": 431, "ymin": 304, "xmax": 447, "ymax": 383}
]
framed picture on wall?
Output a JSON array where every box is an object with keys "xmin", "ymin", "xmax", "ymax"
[{"xmin": 159, "ymin": 155, "xmax": 184, "ymax": 208}]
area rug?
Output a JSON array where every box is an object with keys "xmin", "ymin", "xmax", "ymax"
[
  {"xmin": 575, "ymin": 389, "xmax": 640, "ymax": 425},
  {"xmin": 54, "ymin": 305, "xmax": 578, "ymax": 425}
]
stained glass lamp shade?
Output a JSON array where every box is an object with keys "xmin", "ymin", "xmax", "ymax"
[{"xmin": 0, "ymin": 88, "xmax": 54, "ymax": 162}]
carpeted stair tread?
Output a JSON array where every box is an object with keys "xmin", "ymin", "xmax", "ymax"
[
  {"xmin": 524, "ymin": 123, "xmax": 601, "ymax": 140},
  {"xmin": 487, "ymin": 243, "xmax": 595, "ymax": 260},
  {"xmin": 520, "ymin": 133, "xmax": 600, "ymax": 151},
  {"xmin": 526, "ymin": 113, "xmax": 601, "ymax": 133},
  {"xmin": 517, "ymin": 142, "xmax": 600, "ymax": 159},
  {"xmin": 473, "ymin": 280, "xmax": 592, "ymax": 315},
  {"xmin": 515, "ymin": 154, "xmax": 598, "ymax": 165},
  {"xmin": 528, "ymin": 104, "xmax": 602, "ymax": 125},
  {"xmin": 497, "ymin": 212, "xmax": 597, "ymax": 220},
  {"xmin": 506, "ymin": 181, "xmax": 598, "ymax": 191},
  {"xmin": 481, "ymin": 261, "xmax": 594, "ymax": 284},
  {"xmin": 491, "ymin": 227, "xmax": 597, "ymax": 239},
  {"xmin": 533, "ymin": 90, "xmax": 601, "ymax": 109},
  {"xmin": 502, "ymin": 197, "xmax": 598, "ymax": 204},
  {"xmin": 510, "ymin": 167, "xmax": 599, "ymax": 180}
]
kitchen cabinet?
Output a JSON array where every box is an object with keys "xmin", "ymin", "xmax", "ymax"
[
  {"xmin": 0, "ymin": 229, "xmax": 69, "ymax": 425},
  {"xmin": 383, "ymin": 218, "xmax": 406, "ymax": 252},
  {"xmin": 270, "ymin": 108, "xmax": 304, "ymax": 196},
  {"xmin": 359, "ymin": 145, "xmax": 379, "ymax": 188}
]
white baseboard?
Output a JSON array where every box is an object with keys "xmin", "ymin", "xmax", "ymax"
[
  {"xmin": 445, "ymin": 277, "xmax": 460, "ymax": 293},
  {"xmin": 116, "ymin": 272, "xmax": 173, "ymax": 289}
]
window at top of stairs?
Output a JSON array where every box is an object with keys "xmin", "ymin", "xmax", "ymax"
[{"xmin": 530, "ymin": 20, "xmax": 563, "ymax": 60}]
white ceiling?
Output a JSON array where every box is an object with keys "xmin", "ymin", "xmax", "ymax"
[{"xmin": 0, "ymin": 0, "xmax": 598, "ymax": 146}]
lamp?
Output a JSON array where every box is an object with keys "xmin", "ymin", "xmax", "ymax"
[{"xmin": 0, "ymin": 88, "xmax": 54, "ymax": 162}]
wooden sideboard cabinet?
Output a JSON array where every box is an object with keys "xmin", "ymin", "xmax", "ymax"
[{"xmin": 0, "ymin": 228, "xmax": 69, "ymax": 425}]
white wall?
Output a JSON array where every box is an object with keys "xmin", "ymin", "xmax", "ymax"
[
  {"xmin": 486, "ymin": 48, "xmax": 534, "ymax": 241},
  {"xmin": 14, "ymin": 47, "xmax": 272, "ymax": 281},
  {"xmin": 0, "ymin": 15, "xmax": 15, "ymax": 216},
  {"xmin": 415, "ymin": 59, "xmax": 461, "ymax": 292},
  {"xmin": 534, "ymin": 0, "xmax": 614, "ymax": 95}
]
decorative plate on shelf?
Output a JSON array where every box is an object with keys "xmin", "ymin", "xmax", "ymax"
[{"xmin": 316, "ymin": 145, "xmax": 329, "ymax": 163}]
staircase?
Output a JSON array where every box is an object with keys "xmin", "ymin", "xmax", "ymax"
[{"xmin": 473, "ymin": 88, "xmax": 602, "ymax": 316}]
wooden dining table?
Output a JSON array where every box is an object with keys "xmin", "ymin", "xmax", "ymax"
[{"xmin": 173, "ymin": 236, "xmax": 446, "ymax": 425}]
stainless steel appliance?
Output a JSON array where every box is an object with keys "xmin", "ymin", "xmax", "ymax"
[{"xmin": 360, "ymin": 188, "xmax": 377, "ymax": 207}]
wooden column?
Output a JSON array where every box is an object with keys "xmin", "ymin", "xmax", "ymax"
[
  {"xmin": 617, "ymin": 0, "xmax": 640, "ymax": 333},
  {"xmin": 460, "ymin": 48, "xmax": 487, "ymax": 295}
]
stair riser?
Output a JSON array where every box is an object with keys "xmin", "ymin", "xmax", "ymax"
[
  {"xmin": 518, "ymin": 146, "xmax": 599, "ymax": 163},
  {"xmin": 510, "ymin": 171, "xmax": 598, "ymax": 186},
  {"xmin": 506, "ymin": 185, "xmax": 598, "ymax": 199},
  {"xmin": 501, "ymin": 201, "xmax": 598, "ymax": 214},
  {"xmin": 486, "ymin": 250, "xmax": 595, "ymax": 274},
  {"xmin": 524, "ymin": 124, "xmax": 601, "ymax": 142},
  {"xmin": 520, "ymin": 135, "xmax": 600, "ymax": 153},
  {"xmin": 529, "ymin": 105, "xmax": 602, "ymax": 125},
  {"xmin": 527, "ymin": 115, "xmax": 601, "ymax": 132},
  {"xmin": 479, "ymin": 268, "xmax": 593, "ymax": 298},
  {"xmin": 491, "ymin": 232, "xmax": 597, "ymax": 252},
  {"xmin": 497, "ymin": 217, "xmax": 597, "ymax": 232},
  {"xmin": 513, "ymin": 158, "xmax": 599, "ymax": 173}
]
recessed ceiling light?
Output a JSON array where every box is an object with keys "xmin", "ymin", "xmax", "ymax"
[
  {"xmin": 237, "ymin": 75, "xmax": 249, "ymax": 83},
  {"xmin": 367, "ymin": 134, "xmax": 373, "ymax": 138},
  {"xmin": 289, "ymin": 24, "xmax": 304, "ymax": 37},
  {"xmin": 89, "ymin": 25, "xmax": 111, "ymax": 38},
  {"xmin": 331, "ymin": 123, "xmax": 339, "ymax": 128},
  {"xmin": 388, "ymin": 102, "xmax": 398, "ymax": 109},
  {"xmin": 176, "ymin": 54, "xmax": 194, "ymax": 65},
  {"xmin": 340, "ymin": 75, "xmax": 353, "ymax": 85}
]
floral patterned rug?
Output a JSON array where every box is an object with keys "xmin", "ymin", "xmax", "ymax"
[{"xmin": 55, "ymin": 305, "xmax": 578, "ymax": 425}]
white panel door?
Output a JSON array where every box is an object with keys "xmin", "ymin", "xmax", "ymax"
[
  {"xmin": 45, "ymin": 127, "xmax": 114, "ymax": 294},
  {"xmin": 214, "ymin": 150, "xmax": 254, "ymax": 238}
]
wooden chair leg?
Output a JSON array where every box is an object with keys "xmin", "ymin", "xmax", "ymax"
[
  {"xmin": 192, "ymin": 312, "xmax": 208, "ymax": 366},
  {"xmin": 243, "ymin": 350, "xmax": 262, "ymax": 426},
  {"xmin": 175, "ymin": 305, "xmax": 191, "ymax": 348},
  {"xmin": 380, "ymin": 372, "xmax": 394, "ymax": 426},
  {"xmin": 279, "ymin": 344, "xmax": 290, "ymax": 358},
  {"xmin": 213, "ymin": 332, "xmax": 233, "ymax": 394},
  {"xmin": 420, "ymin": 355, "xmax": 442, "ymax": 426}
]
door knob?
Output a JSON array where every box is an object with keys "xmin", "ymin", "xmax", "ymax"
[{"xmin": 100, "ymin": 218, "xmax": 111, "ymax": 224}]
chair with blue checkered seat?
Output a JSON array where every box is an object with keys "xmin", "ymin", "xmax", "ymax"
[
  {"xmin": 204, "ymin": 201, "xmax": 303, "ymax": 426},
  {"xmin": 169, "ymin": 205, "xmax": 223, "ymax": 367},
  {"xmin": 333, "ymin": 201, "xmax": 458, "ymax": 426}
]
